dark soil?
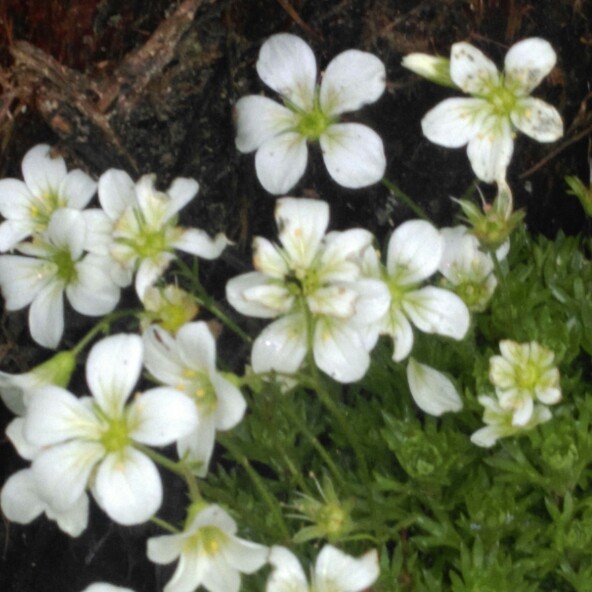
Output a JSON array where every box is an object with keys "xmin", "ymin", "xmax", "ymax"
[{"xmin": 0, "ymin": 1, "xmax": 591, "ymax": 590}]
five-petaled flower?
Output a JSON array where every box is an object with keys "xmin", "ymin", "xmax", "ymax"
[
  {"xmin": 23, "ymin": 334, "xmax": 198, "ymax": 525},
  {"xmin": 266, "ymin": 544, "xmax": 379, "ymax": 592},
  {"xmin": 0, "ymin": 144, "xmax": 97, "ymax": 252},
  {"xmin": 418, "ymin": 38, "xmax": 563, "ymax": 182},
  {"xmin": 235, "ymin": 33, "xmax": 387, "ymax": 194},
  {"xmin": 98, "ymin": 170, "xmax": 229, "ymax": 299},
  {"xmin": 226, "ymin": 197, "xmax": 390, "ymax": 383},
  {"xmin": 147, "ymin": 503, "xmax": 268, "ymax": 592}
]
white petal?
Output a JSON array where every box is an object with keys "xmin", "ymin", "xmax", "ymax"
[
  {"xmin": 313, "ymin": 318, "xmax": 369, "ymax": 383},
  {"xmin": 6, "ymin": 417, "xmax": 40, "ymax": 459},
  {"xmin": 315, "ymin": 545, "xmax": 379, "ymax": 592},
  {"xmin": 47, "ymin": 208, "xmax": 86, "ymax": 258},
  {"xmin": 212, "ymin": 373, "xmax": 246, "ymax": 431},
  {"xmin": 135, "ymin": 254, "xmax": 175, "ymax": 300},
  {"xmin": 68, "ymin": 256, "xmax": 120, "ymax": 316},
  {"xmin": 267, "ymin": 546, "xmax": 308, "ymax": 592},
  {"xmin": 235, "ymin": 96, "xmax": 298, "ymax": 153},
  {"xmin": 0, "ymin": 255, "xmax": 53, "ymax": 310},
  {"xmin": 29, "ymin": 282, "xmax": 64, "ymax": 349},
  {"xmin": 251, "ymin": 314, "xmax": 307, "ymax": 374},
  {"xmin": 504, "ymin": 37, "xmax": 556, "ymax": 94},
  {"xmin": 142, "ymin": 325, "xmax": 186, "ymax": 384},
  {"xmin": 407, "ymin": 358, "xmax": 463, "ymax": 416},
  {"xmin": 276, "ymin": 197, "xmax": 329, "ymax": 268},
  {"xmin": 1, "ymin": 469, "xmax": 45, "ymax": 524},
  {"xmin": 173, "ymin": 228, "xmax": 229, "ymax": 259},
  {"xmin": 81, "ymin": 584, "xmax": 134, "ymax": 592},
  {"xmin": 450, "ymin": 42, "xmax": 500, "ymax": 94},
  {"xmin": 308, "ymin": 285, "xmax": 357, "ymax": 318},
  {"xmin": 421, "ymin": 97, "xmax": 488, "ymax": 148},
  {"xmin": 387, "ymin": 220, "xmax": 442, "ymax": 284},
  {"xmin": 320, "ymin": 50, "xmax": 386, "ymax": 115},
  {"xmin": 470, "ymin": 425, "xmax": 505, "ymax": 447},
  {"xmin": 253, "ymin": 237, "xmax": 290, "ymax": 278},
  {"xmin": 350, "ymin": 278, "xmax": 392, "ymax": 326},
  {"xmin": 320, "ymin": 229, "xmax": 374, "ymax": 281},
  {"xmin": 98, "ymin": 169, "xmax": 137, "ymax": 220},
  {"xmin": 403, "ymin": 286, "xmax": 470, "ymax": 340},
  {"xmin": 202, "ymin": 554, "xmax": 240, "ymax": 592},
  {"xmin": 177, "ymin": 415, "xmax": 216, "ymax": 476},
  {"xmin": 25, "ymin": 385, "xmax": 99, "ymax": 446},
  {"xmin": 22, "ymin": 144, "xmax": 67, "ymax": 197},
  {"xmin": 128, "ymin": 387, "xmax": 198, "ymax": 445},
  {"xmin": 94, "ymin": 449, "xmax": 162, "ymax": 525},
  {"xmin": 467, "ymin": 118, "xmax": 514, "ymax": 183},
  {"xmin": 32, "ymin": 440, "xmax": 104, "ymax": 511},
  {"xmin": 226, "ymin": 272, "xmax": 286, "ymax": 318},
  {"xmin": 257, "ymin": 33, "xmax": 317, "ymax": 110},
  {"xmin": 162, "ymin": 550, "xmax": 209, "ymax": 592},
  {"xmin": 0, "ymin": 178, "xmax": 34, "ymax": 221},
  {"xmin": 176, "ymin": 321, "xmax": 217, "ymax": 371},
  {"xmin": 146, "ymin": 532, "xmax": 184, "ymax": 564},
  {"xmin": 255, "ymin": 133, "xmax": 308, "ymax": 194},
  {"xmin": 47, "ymin": 491, "xmax": 89, "ymax": 537},
  {"xmin": 385, "ymin": 308, "xmax": 415, "ymax": 362},
  {"xmin": 81, "ymin": 209, "xmax": 114, "ymax": 255},
  {"xmin": 166, "ymin": 177, "xmax": 200, "ymax": 216},
  {"xmin": 320, "ymin": 123, "xmax": 386, "ymax": 188},
  {"xmin": 221, "ymin": 536, "xmax": 268, "ymax": 574},
  {"xmin": 86, "ymin": 334, "xmax": 143, "ymax": 416},
  {"xmin": 59, "ymin": 169, "xmax": 97, "ymax": 210},
  {"xmin": 511, "ymin": 97, "xmax": 563, "ymax": 142},
  {"xmin": 0, "ymin": 220, "xmax": 32, "ymax": 252}
]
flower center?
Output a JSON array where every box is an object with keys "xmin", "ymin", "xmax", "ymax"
[
  {"xmin": 51, "ymin": 248, "xmax": 77, "ymax": 283},
  {"xmin": 515, "ymin": 360, "xmax": 539, "ymax": 390},
  {"xmin": 296, "ymin": 107, "xmax": 332, "ymax": 140},
  {"xmin": 487, "ymin": 82, "xmax": 517, "ymax": 116},
  {"xmin": 101, "ymin": 416, "xmax": 131, "ymax": 453},
  {"xmin": 183, "ymin": 525, "xmax": 228, "ymax": 556},
  {"xmin": 182, "ymin": 369, "xmax": 217, "ymax": 415}
]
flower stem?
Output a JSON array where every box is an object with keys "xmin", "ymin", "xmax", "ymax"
[
  {"xmin": 382, "ymin": 178, "xmax": 430, "ymax": 221},
  {"xmin": 150, "ymin": 515, "xmax": 180, "ymax": 534}
]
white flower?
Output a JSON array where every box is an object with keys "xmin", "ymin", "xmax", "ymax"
[
  {"xmin": 139, "ymin": 284, "xmax": 199, "ymax": 333},
  {"xmin": 81, "ymin": 584, "xmax": 135, "ymax": 592},
  {"xmin": 226, "ymin": 198, "xmax": 390, "ymax": 383},
  {"xmin": 147, "ymin": 504, "xmax": 268, "ymax": 592},
  {"xmin": 421, "ymin": 38, "xmax": 563, "ymax": 182},
  {"xmin": 0, "ymin": 208, "xmax": 121, "ymax": 348},
  {"xmin": 98, "ymin": 170, "xmax": 229, "ymax": 299},
  {"xmin": 0, "ymin": 144, "xmax": 97, "ymax": 251},
  {"xmin": 471, "ymin": 394, "xmax": 552, "ymax": 447},
  {"xmin": 235, "ymin": 33, "xmax": 386, "ymax": 194},
  {"xmin": 489, "ymin": 340, "xmax": 561, "ymax": 426},
  {"xmin": 143, "ymin": 322, "xmax": 246, "ymax": 476},
  {"xmin": 407, "ymin": 357, "xmax": 463, "ymax": 416},
  {"xmin": 438, "ymin": 225, "xmax": 508, "ymax": 312},
  {"xmin": 266, "ymin": 544, "xmax": 379, "ymax": 592},
  {"xmin": 23, "ymin": 334, "xmax": 198, "ymax": 525},
  {"xmin": 363, "ymin": 219, "xmax": 470, "ymax": 362}
]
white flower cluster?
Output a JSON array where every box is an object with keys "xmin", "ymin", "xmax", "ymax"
[
  {"xmin": 471, "ymin": 340, "xmax": 562, "ymax": 447},
  {"xmin": 0, "ymin": 146, "xmax": 227, "ymax": 348}
]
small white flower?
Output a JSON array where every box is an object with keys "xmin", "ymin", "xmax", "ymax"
[
  {"xmin": 23, "ymin": 334, "xmax": 198, "ymax": 525},
  {"xmin": 471, "ymin": 394, "xmax": 552, "ymax": 447},
  {"xmin": 489, "ymin": 339, "xmax": 561, "ymax": 426},
  {"xmin": 147, "ymin": 504, "xmax": 268, "ymax": 592},
  {"xmin": 143, "ymin": 322, "xmax": 246, "ymax": 476},
  {"xmin": 0, "ymin": 144, "xmax": 97, "ymax": 251},
  {"xmin": 421, "ymin": 38, "xmax": 563, "ymax": 182},
  {"xmin": 363, "ymin": 219, "xmax": 470, "ymax": 362},
  {"xmin": 439, "ymin": 225, "xmax": 508, "ymax": 312},
  {"xmin": 226, "ymin": 198, "xmax": 390, "ymax": 383},
  {"xmin": 0, "ymin": 208, "xmax": 121, "ymax": 348},
  {"xmin": 266, "ymin": 544, "xmax": 379, "ymax": 592},
  {"xmin": 98, "ymin": 170, "xmax": 229, "ymax": 299},
  {"xmin": 407, "ymin": 357, "xmax": 463, "ymax": 416},
  {"xmin": 235, "ymin": 33, "xmax": 387, "ymax": 194}
]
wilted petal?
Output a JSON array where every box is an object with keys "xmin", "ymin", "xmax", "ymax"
[
  {"xmin": 256, "ymin": 33, "xmax": 317, "ymax": 110},
  {"xmin": 320, "ymin": 123, "xmax": 386, "ymax": 188},
  {"xmin": 94, "ymin": 449, "xmax": 162, "ymax": 525},
  {"xmin": 235, "ymin": 96, "xmax": 298, "ymax": 153},
  {"xmin": 86, "ymin": 334, "xmax": 143, "ymax": 416},
  {"xmin": 173, "ymin": 228, "xmax": 229, "ymax": 259},
  {"xmin": 504, "ymin": 37, "xmax": 557, "ymax": 94},
  {"xmin": 315, "ymin": 545, "xmax": 380, "ymax": 592},
  {"xmin": 387, "ymin": 220, "xmax": 442, "ymax": 284},
  {"xmin": 135, "ymin": 253, "xmax": 175, "ymax": 300},
  {"xmin": 251, "ymin": 314, "xmax": 307, "ymax": 374},
  {"xmin": 450, "ymin": 42, "xmax": 499, "ymax": 94},
  {"xmin": 467, "ymin": 118, "xmax": 514, "ymax": 182},
  {"xmin": 128, "ymin": 387, "xmax": 198, "ymax": 445},
  {"xmin": 22, "ymin": 144, "xmax": 67, "ymax": 197},
  {"xmin": 511, "ymin": 97, "xmax": 563, "ymax": 142},
  {"xmin": 407, "ymin": 358, "xmax": 463, "ymax": 416},
  {"xmin": 255, "ymin": 133, "xmax": 308, "ymax": 194},
  {"xmin": 320, "ymin": 50, "xmax": 386, "ymax": 115},
  {"xmin": 421, "ymin": 97, "xmax": 488, "ymax": 148},
  {"xmin": 403, "ymin": 286, "xmax": 470, "ymax": 339},
  {"xmin": 313, "ymin": 318, "xmax": 369, "ymax": 383}
]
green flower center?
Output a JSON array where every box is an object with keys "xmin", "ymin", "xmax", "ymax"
[
  {"xmin": 182, "ymin": 369, "xmax": 217, "ymax": 415},
  {"xmin": 101, "ymin": 416, "xmax": 131, "ymax": 453},
  {"xmin": 286, "ymin": 267, "xmax": 321, "ymax": 298},
  {"xmin": 296, "ymin": 107, "xmax": 332, "ymax": 140},
  {"xmin": 184, "ymin": 525, "xmax": 228, "ymax": 556},
  {"xmin": 133, "ymin": 227, "xmax": 169, "ymax": 258},
  {"xmin": 486, "ymin": 81, "xmax": 517, "ymax": 116},
  {"xmin": 51, "ymin": 248, "xmax": 77, "ymax": 283}
]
